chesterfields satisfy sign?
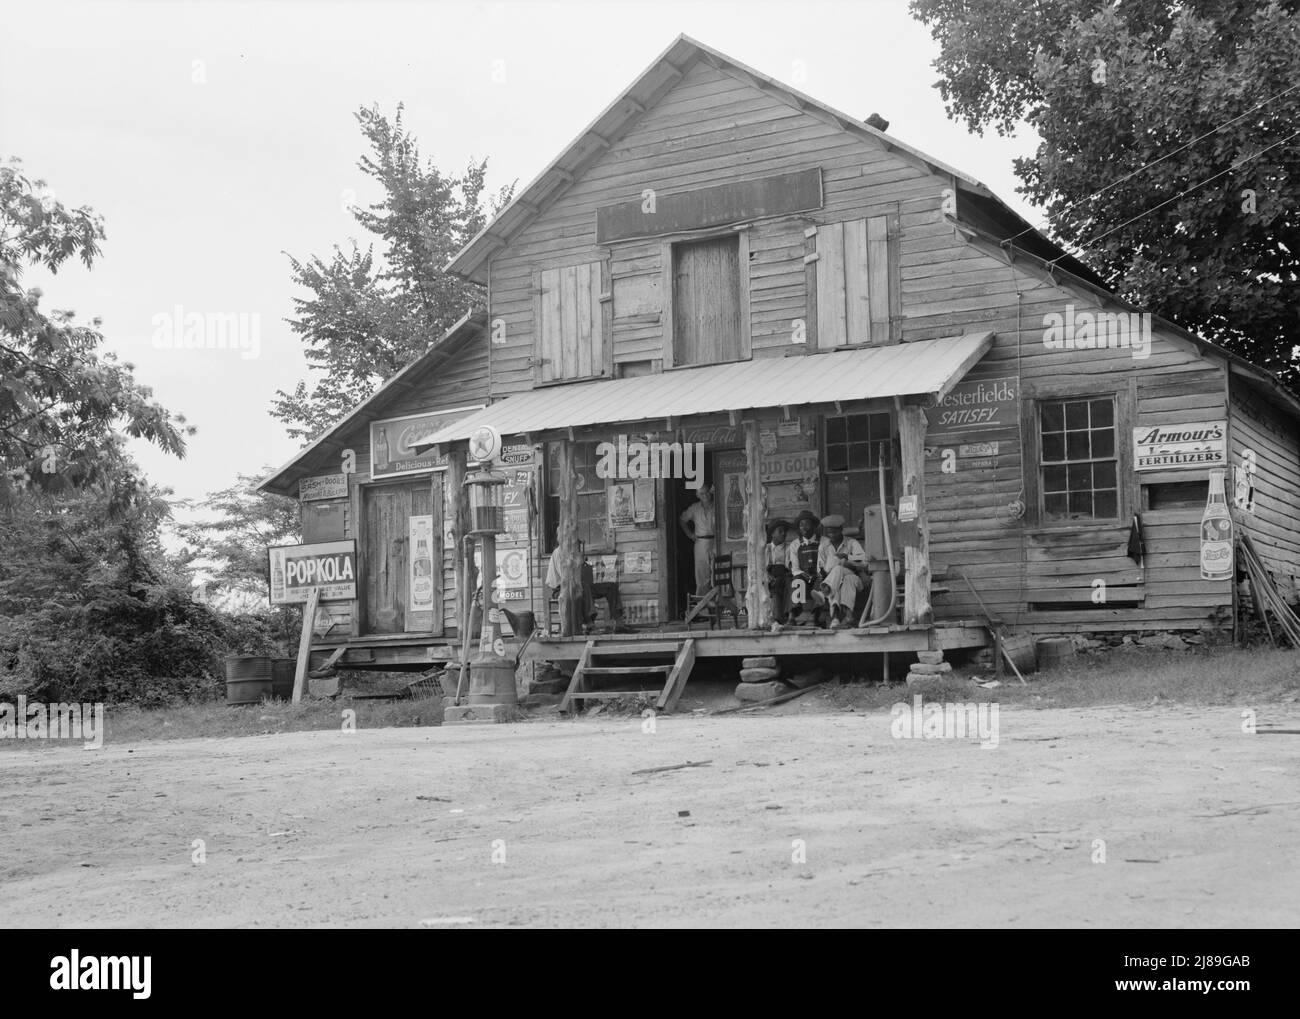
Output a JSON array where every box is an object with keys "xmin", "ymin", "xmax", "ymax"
[
  {"xmin": 1132, "ymin": 421, "xmax": 1227, "ymax": 472},
  {"xmin": 268, "ymin": 540, "xmax": 358, "ymax": 604}
]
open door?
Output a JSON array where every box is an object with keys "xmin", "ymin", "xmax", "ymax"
[{"xmin": 361, "ymin": 476, "xmax": 444, "ymax": 635}]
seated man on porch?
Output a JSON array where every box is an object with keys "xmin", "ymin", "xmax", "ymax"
[
  {"xmin": 817, "ymin": 514, "xmax": 868, "ymax": 629},
  {"xmin": 764, "ymin": 518, "xmax": 792, "ymax": 630},
  {"xmin": 785, "ymin": 509, "xmax": 827, "ymax": 627}
]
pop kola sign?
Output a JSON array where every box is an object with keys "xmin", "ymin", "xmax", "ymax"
[
  {"xmin": 1133, "ymin": 421, "xmax": 1227, "ymax": 472},
  {"xmin": 268, "ymin": 539, "xmax": 358, "ymax": 605}
]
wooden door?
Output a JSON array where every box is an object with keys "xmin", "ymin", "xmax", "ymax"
[
  {"xmin": 362, "ymin": 477, "xmax": 443, "ymax": 635},
  {"xmin": 673, "ymin": 235, "xmax": 742, "ymax": 366}
]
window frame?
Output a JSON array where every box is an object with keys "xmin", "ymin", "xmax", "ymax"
[
  {"xmin": 1026, "ymin": 387, "xmax": 1129, "ymax": 529},
  {"xmin": 822, "ymin": 409, "xmax": 896, "ymax": 520},
  {"xmin": 540, "ymin": 439, "xmax": 613, "ymax": 555},
  {"xmin": 660, "ymin": 228, "xmax": 752, "ymax": 370}
]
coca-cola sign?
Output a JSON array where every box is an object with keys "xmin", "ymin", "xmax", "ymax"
[{"xmin": 1132, "ymin": 420, "xmax": 1226, "ymax": 472}]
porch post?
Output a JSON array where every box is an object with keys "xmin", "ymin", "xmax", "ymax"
[
  {"xmin": 447, "ymin": 447, "xmax": 470, "ymax": 636},
  {"xmin": 743, "ymin": 419, "xmax": 771, "ymax": 629},
  {"xmin": 556, "ymin": 439, "xmax": 582, "ymax": 637},
  {"xmin": 897, "ymin": 404, "xmax": 932, "ymax": 625}
]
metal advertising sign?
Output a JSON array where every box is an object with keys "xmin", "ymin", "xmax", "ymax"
[{"xmin": 268, "ymin": 539, "xmax": 358, "ymax": 605}]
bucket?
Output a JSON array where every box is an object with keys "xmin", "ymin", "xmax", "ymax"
[
  {"xmin": 225, "ymin": 655, "xmax": 273, "ymax": 705},
  {"xmin": 270, "ymin": 658, "xmax": 296, "ymax": 700},
  {"xmin": 1035, "ymin": 637, "xmax": 1074, "ymax": 669},
  {"xmin": 467, "ymin": 654, "xmax": 519, "ymax": 706},
  {"xmin": 999, "ymin": 633, "xmax": 1038, "ymax": 675}
]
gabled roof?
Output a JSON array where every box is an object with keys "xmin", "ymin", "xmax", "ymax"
[
  {"xmin": 257, "ymin": 310, "xmax": 487, "ymax": 498},
  {"xmin": 444, "ymin": 33, "xmax": 1093, "ymax": 285}
]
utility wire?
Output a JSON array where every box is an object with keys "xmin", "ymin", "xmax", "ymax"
[
  {"xmin": 1062, "ymin": 127, "xmax": 1300, "ymax": 256},
  {"xmin": 1004, "ymin": 80, "xmax": 1300, "ymax": 246}
]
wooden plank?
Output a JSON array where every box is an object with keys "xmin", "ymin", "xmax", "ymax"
[
  {"xmin": 815, "ymin": 222, "xmax": 846, "ymax": 348},
  {"xmin": 595, "ymin": 167, "xmax": 822, "ymax": 242},
  {"xmin": 292, "ymin": 587, "xmax": 321, "ymax": 704},
  {"xmin": 737, "ymin": 229, "xmax": 752, "ymax": 359},
  {"xmin": 866, "ymin": 215, "xmax": 890, "ymax": 345},
  {"xmin": 429, "ymin": 471, "xmax": 444, "ymax": 637},
  {"xmin": 660, "ymin": 240, "xmax": 675, "ymax": 369},
  {"xmin": 560, "ymin": 264, "xmax": 579, "ymax": 379},
  {"xmin": 660, "ymin": 638, "xmax": 696, "ymax": 713},
  {"xmin": 887, "ymin": 208, "xmax": 902, "ymax": 342},
  {"xmin": 898, "ymin": 404, "xmax": 931, "ymax": 624},
  {"xmin": 558, "ymin": 638, "xmax": 595, "ymax": 713},
  {"xmin": 556, "ymin": 440, "xmax": 581, "ymax": 637},
  {"xmin": 577, "ymin": 261, "xmax": 595, "ymax": 378},
  {"xmin": 843, "ymin": 217, "xmax": 870, "ymax": 343},
  {"xmin": 744, "ymin": 419, "xmax": 770, "ymax": 628}
]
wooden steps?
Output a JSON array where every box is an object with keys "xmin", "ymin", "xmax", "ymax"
[{"xmin": 559, "ymin": 637, "xmax": 696, "ymax": 714}]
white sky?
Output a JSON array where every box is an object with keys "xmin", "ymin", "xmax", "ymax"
[{"xmin": 1, "ymin": 0, "xmax": 1042, "ymax": 506}]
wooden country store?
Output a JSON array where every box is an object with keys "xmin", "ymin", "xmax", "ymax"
[{"xmin": 259, "ymin": 35, "xmax": 1300, "ymax": 702}]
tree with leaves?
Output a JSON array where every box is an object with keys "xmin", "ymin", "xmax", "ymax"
[
  {"xmin": 272, "ymin": 105, "xmax": 514, "ymax": 442},
  {"xmin": 174, "ymin": 469, "xmax": 300, "ymax": 608},
  {"xmin": 0, "ymin": 157, "xmax": 192, "ymax": 501},
  {"xmin": 910, "ymin": 0, "xmax": 1300, "ymax": 389}
]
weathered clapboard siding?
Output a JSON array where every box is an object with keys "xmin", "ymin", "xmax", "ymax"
[
  {"xmin": 1230, "ymin": 381, "xmax": 1300, "ymax": 587},
  {"xmin": 468, "ymin": 45, "xmax": 1297, "ymax": 641},
  {"xmin": 486, "ymin": 56, "xmax": 942, "ymax": 397},
  {"xmin": 279, "ymin": 329, "xmax": 490, "ymax": 639}
]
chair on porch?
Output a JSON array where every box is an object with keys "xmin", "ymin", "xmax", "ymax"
[{"xmin": 685, "ymin": 552, "xmax": 742, "ymax": 630}]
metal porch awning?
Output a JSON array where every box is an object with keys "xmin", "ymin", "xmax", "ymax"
[{"xmin": 419, "ymin": 331, "xmax": 993, "ymax": 448}]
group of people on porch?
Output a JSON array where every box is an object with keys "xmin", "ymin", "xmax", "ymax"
[
  {"xmin": 763, "ymin": 510, "xmax": 871, "ymax": 630},
  {"xmin": 678, "ymin": 485, "xmax": 888, "ymax": 630}
]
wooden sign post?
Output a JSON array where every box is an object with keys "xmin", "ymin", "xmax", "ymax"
[{"xmin": 291, "ymin": 587, "xmax": 321, "ymax": 704}]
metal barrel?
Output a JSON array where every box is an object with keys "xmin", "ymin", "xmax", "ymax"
[
  {"xmin": 270, "ymin": 658, "xmax": 296, "ymax": 700},
  {"xmin": 1035, "ymin": 637, "xmax": 1073, "ymax": 669},
  {"xmin": 225, "ymin": 655, "xmax": 273, "ymax": 704},
  {"xmin": 467, "ymin": 655, "xmax": 519, "ymax": 705}
]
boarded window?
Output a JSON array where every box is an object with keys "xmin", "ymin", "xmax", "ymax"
[
  {"xmin": 1038, "ymin": 397, "xmax": 1119, "ymax": 521},
  {"xmin": 670, "ymin": 235, "xmax": 745, "ymax": 366},
  {"xmin": 815, "ymin": 216, "xmax": 895, "ymax": 348},
  {"xmin": 535, "ymin": 262, "xmax": 605, "ymax": 383}
]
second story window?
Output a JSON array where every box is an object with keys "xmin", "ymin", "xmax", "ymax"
[
  {"xmin": 669, "ymin": 234, "xmax": 749, "ymax": 366},
  {"xmin": 534, "ymin": 262, "xmax": 606, "ymax": 383}
]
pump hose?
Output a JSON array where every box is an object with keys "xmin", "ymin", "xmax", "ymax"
[{"xmin": 859, "ymin": 441, "xmax": 898, "ymax": 627}]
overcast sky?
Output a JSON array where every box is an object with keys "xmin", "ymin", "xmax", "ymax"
[{"xmin": 1, "ymin": 0, "xmax": 1042, "ymax": 507}]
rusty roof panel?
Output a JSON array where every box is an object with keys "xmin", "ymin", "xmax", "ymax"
[{"xmin": 424, "ymin": 331, "xmax": 993, "ymax": 446}]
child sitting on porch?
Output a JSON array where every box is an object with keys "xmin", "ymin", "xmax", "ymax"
[{"xmin": 764, "ymin": 518, "xmax": 792, "ymax": 631}]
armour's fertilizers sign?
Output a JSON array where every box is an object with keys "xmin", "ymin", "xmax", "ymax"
[
  {"xmin": 1133, "ymin": 420, "xmax": 1227, "ymax": 472},
  {"xmin": 268, "ymin": 540, "xmax": 358, "ymax": 605}
]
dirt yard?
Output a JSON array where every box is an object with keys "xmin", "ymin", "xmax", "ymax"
[{"xmin": 2, "ymin": 699, "xmax": 1297, "ymax": 928}]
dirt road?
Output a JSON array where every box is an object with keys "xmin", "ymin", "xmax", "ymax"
[{"xmin": 2, "ymin": 703, "xmax": 1297, "ymax": 927}]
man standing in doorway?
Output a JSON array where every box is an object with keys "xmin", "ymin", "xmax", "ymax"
[{"xmin": 679, "ymin": 483, "xmax": 716, "ymax": 596}]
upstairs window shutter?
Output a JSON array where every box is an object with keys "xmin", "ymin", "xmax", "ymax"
[
  {"xmin": 534, "ymin": 262, "xmax": 605, "ymax": 382},
  {"xmin": 815, "ymin": 215, "xmax": 896, "ymax": 348}
]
